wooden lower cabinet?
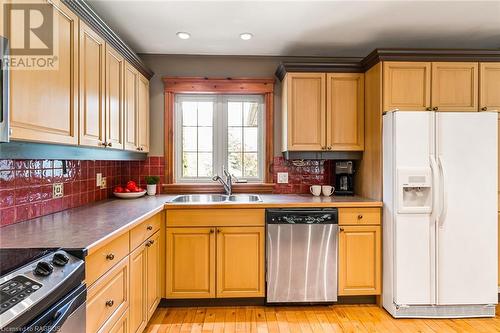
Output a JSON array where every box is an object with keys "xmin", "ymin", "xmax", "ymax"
[
  {"xmin": 129, "ymin": 231, "xmax": 162, "ymax": 333},
  {"xmin": 146, "ymin": 231, "xmax": 161, "ymax": 318},
  {"xmin": 216, "ymin": 227, "xmax": 265, "ymax": 297},
  {"xmin": 338, "ymin": 225, "xmax": 381, "ymax": 296},
  {"xmin": 129, "ymin": 244, "xmax": 147, "ymax": 333},
  {"xmin": 97, "ymin": 308, "xmax": 129, "ymax": 333},
  {"xmin": 166, "ymin": 227, "xmax": 216, "ymax": 298},
  {"xmin": 166, "ymin": 225, "xmax": 265, "ymax": 299}
]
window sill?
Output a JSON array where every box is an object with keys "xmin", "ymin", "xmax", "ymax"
[{"xmin": 162, "ymin": 183, "xmax": 275, "ymax": 194}]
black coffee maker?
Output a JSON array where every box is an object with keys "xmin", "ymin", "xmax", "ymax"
[{"xmin": 334, "ymin": 161, "xmax": 355, "ymax": 195}]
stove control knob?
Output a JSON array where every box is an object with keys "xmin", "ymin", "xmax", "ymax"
[
  {"xmin": 34, "ymin": 261, "xmax": 54, "ymax": 276},
  {"xmin": 52, "ymin": 253, "xmax": 70, "ymax": 266}
]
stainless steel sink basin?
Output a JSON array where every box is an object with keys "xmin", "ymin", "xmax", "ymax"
[
  {"xmin": 170, "ymin": 194, "xmax": 228, "ymax": 203},
  {"xmin": 170, "ymin": 194, "xmax": 262, "ymax": 203},
  {"xmin": 227, "ymin": 194, "xmax": 262, "ymax": 202}
]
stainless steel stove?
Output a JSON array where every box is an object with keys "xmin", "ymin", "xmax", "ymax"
[{"xmin": 0, "ymin": 248, "xmax": 85, "ymax": 332}]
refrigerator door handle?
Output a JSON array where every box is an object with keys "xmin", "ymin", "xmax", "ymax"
[
  {"xmin": 437, "ymin": 156, "xmax": 446, "ymax": 227},
  {"xmin": 429, "ymin": 155, "xmax": 440, "ymax": 223}
]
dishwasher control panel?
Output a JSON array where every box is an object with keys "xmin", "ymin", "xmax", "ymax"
[{"xmin": 266, "ymin": 208, "xmax": 338, "ymax": 224}]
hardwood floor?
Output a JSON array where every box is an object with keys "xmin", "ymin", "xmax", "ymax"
[{"xmin": 144, "ymin": 304, "xmax": 500, "ymax": 333}]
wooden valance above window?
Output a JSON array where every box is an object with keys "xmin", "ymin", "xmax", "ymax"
[{"xmin": 163, "ymin": 77, "xmax": 275, "ymax": 193}]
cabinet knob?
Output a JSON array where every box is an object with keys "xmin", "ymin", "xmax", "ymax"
[
  {"xmin": 107, "ymin": 142, "xmax": 112, "ymax": 147},
  {"xmin": 147, "ymin": 225, "xmax": 153, "ymax": 231},
  {"xmin": 210, "ymin": 229, "xmax": 214, "ymax": 234},
  {"xmin": 136, "ymin": 147, "xmax": 141, "ymax": 151},
  {"xmin": 357, "ymin": 214, "xmax": 363, "ymax": 220},
  {"xmin": 106, "ymin": 253, "xmax": 115, "ymax": 261},
  {"xmin": 217, "ymin": 228, "xmax": 221, "ymax": 233},
  {"xmin": 432, "ymin": 107, "xmax": 438, "ymax": 111},
  {"xmin": 339, "ymin": 227, "xmax": 344, "ymax": 232},
  {"xmin": 481, "ymin": 107, "xmax": 488, "ymax": 111},
  {"xmin": 327, "ymin": 146, "xmax": 332, "ymax": 150},
  {"xmin": 426, "ymin": 107, "xmax": 432, "ymax": 111},
  {"xmin": 99, "ymin": 142, "xmax": 107, "ymax": 147},
  {"xmin": 105, "ymin": 300, "xmax": 114, "ymax": 307},
  {"xmin": 145, "ymin": 240, "xmax": 154, "ymax": 247}
]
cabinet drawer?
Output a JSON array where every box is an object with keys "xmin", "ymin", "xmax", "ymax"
[
  {"xmin": 166, "ymin": 209, "xmax": 264, "ymax": 227},
  {"xmin": 87, "ymin": 256, "xmax": 129, "ymax": 333},
  {"xmin": 130, "ymin": 213, "xmax": 162, "ymax": 250},
  {"xmin": 338, "ymin": 208, "xmax": 380, "ymax": 225},
  {"xmin": 98, "ymin": 307, "xmax": 129, "ymax": 333},
  {"xmin": 86, "ymin": 232, "xmax": 130, "ymax": 286}
]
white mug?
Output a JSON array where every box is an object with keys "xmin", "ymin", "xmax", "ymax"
[
  {"xmin": 310, "ymin": 185, "xmax": 322, "ymax": 196},
  {"xmin": 322, "ymin": 185, "xmax": 334, "ymax": 197}
]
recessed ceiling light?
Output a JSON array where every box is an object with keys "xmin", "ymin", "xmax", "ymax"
[
  {"xmin": 176, "ymin": 32, "xmax": 191, "ymax": 40},
  {"xmin": 239, "ymin": 33, "xmax": 253, "ymax": 41}
]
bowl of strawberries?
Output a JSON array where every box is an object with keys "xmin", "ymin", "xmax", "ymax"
[{"xmin": 113, "ymin": 180, "xmax": 146, "ymax": 199}]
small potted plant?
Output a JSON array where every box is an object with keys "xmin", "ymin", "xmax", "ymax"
[{"xmin": 145, "ymin": 176, "xmax": 160, "ymax": 196}]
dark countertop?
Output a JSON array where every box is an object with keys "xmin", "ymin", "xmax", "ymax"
[{"xmin": 0, "ymin": 194, "xmax": 381, "ymax": 255}]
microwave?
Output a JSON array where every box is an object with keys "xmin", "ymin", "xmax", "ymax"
[{"xmin": 0, "ymin": 36, "xmax": 9, "ymax": 142}]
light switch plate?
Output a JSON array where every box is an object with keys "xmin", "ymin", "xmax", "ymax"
[
  {"xmin": 53, "ymin": 183, "xmax": 63, "ymax": 198},
  {"xmin": 96, "ymin": 173, "xmax": 102, "ymax": 187},
  {"xmin": 101, "ymin": 177, "xmax": 107, "ymax": 189},
  {"xmin": 277, "ymin": 172, "xmax": 289, "ymax": 184}
]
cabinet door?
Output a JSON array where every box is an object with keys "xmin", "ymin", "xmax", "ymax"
[
  {"xmin": 431, "ymin": 62, "xmax": 478, "ymax": 111},
  {"xmin": 105, "ymin": 45, "xmax": 124, "ymax": 149},
  {"xmin": 383, "ymin": 62, "xmax": 431, "ymax": 111},
  {"xmin": 137, "ymin": 74, "xmax": 150, "ymax": 152},
  {"xmin": 146, "ymin": 232, "xmax": 161, "ymax": 319},
  {"xmin": 78, "ymin": 21, "xmax": 105, "ymax": 148},
  {"xmin": 326, "ymin": 73, "xmax": 364, "ymax": 151},
  {"xmin": 216, "ymin": 227, "xmax": 265, "ymax": 298},
  {"xmin": 166, "ymin": 227, "xmax": 215, "ymax": 298},
  {"xmin": 338, "ymin": 225, "xmax": 381, "ymax": 296},
  {"xmin": 10, "ymin": 0, "xmax": 79, "ymax": 144},
  {"xmin": 124, "ymin": 63, "xmax": 138, "ymax": 151},
  {"xmin": 480, "ymin": 63, "xmax": 500, "ymax": 112},
  {"xmin": 129, "ymin": 244, "xmax": 147, "ymax": 333},
  {"xmin": 284, "ymin": 73, "xmax": 326, "ymax": 151},
  {"xmin": 498, "ymin": 213, "xmax": 500, "ymax": 288}
]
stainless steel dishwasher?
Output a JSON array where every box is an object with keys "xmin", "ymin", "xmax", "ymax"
[{"xmin": 266, "ymin": 208, "xmax": 338, "ymax": 304}]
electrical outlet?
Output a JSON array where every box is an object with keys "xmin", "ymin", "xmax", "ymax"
[
  {"xmin": 101, "ymin": 177, "xmax": 107, "ymax": 189},
  {"xmin": 96, "ymin": 173, "xmax": 102, "ymax": 187},
  {"xmin": 53, "ymin": 183, "xmax": 63, "ymax": 198},
  {"xmin": 277, "ymin": 172, "xmax": 289, "ymax": 184}
]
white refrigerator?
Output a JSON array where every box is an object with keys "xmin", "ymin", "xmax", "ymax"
[{"xmin": 382, "ymin": 111, "xmax": 498, "ymax": 318}]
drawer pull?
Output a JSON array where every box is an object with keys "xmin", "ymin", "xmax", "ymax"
[
  {"xmin": 105, "ymin": 300, "xmax": 114, "ymax": 307},
  {"xmin": 147, "ymin": 225, "xmax": 153, "ymax": 231},
  {"xmin": 106, "ymin": 253, "xmax": 115, "ymax": 261},
  {"xmin": 145, "ymin": 240, "xmax": 154, "ymax": 247},
  {"xmin": 357, "ymin": 214, "xmax": 363, "ymax": 220}
]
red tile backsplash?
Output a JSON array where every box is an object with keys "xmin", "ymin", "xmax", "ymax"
[
  {"xmin": 271, "ymin": 157, "xmax": 332, "ymax": 194},
  {"xmin": 0, "ymin": 157, "xmax": 164, "ymax": 228},
  {"xmin": 1, "ymin": 155, "xmax": 331, "ymax": 227}
]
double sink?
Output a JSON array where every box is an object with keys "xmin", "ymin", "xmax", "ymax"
[{"xmin": 171, "ymin": 194, "xmax": 262, "ymax": 204}]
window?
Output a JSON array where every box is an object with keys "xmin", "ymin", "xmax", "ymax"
[{"xmin": 174, "ymin": 94, "xmax": 265, "ymax": 183}]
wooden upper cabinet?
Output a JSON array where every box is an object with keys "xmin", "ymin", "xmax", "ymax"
[
  {"xmin": 105, "ymin": 45, "xmax": 125, "ymax": 149},
  {"xmin": 79, "ymin": 21, "xmax": 105, "ymax": 148},
  {"xmin": 146, "ymin": 232, "xmax": 161, "ymax": 320},
  {"xmin": 383, "ymin": 62, "xmax": 431, "ymax": 111},
  {"xmin": 10, "ymin": 0, "xmax": 78, "ymax": 144},
  {"xmin": 124, "ymin": 63, "xmax": 138, "ymax": 151},
  {"xmin": 431, "ymin": 62, "xmax": 478, "ymax": 111},
  {"xmin": 283, "ymin": 73, "xmax": 326, "ymax": 151},
  {"xmin": 137, "ymin": 74, "xmax": 150, "ymax": 152},
  {"xmin": 338, "ymin": 225, "xmax": 381, "ymax": 296},
  {"xmin": 166, "ymin": 227, "xmax": 215, "ymax": 299},
  {"xmin": 216, "ymin": 227, "xmax": 265, "ymax": 298},
  {"xmin": 480, "ymin": 63, "xmax": 500, "ymax": 111},
  {"xmin": 326, "ymin": 73, "xmax": 364, "ymax": 151},
  {"xmin": 129, "ymin": 244, "xmax": 147, "ymax": 333}
]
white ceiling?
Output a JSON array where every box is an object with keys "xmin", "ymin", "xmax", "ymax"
[{"xmin": 88, "ymin": 0, "xmax": 500, "ymax": 57}]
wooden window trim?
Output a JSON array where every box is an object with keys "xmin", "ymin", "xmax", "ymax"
[{"xmin": 163, "ymin": 77, "xmax": 275, "ymax": 193}]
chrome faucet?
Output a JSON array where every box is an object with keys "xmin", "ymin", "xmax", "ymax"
[{"xmin": 212, "ymin": 167, "xmax": 232, "ymax": 195}]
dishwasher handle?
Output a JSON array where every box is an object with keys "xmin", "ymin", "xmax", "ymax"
[{"xmin": 266, "ymin": 208, "xmax": 338, "ymax": 224}]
